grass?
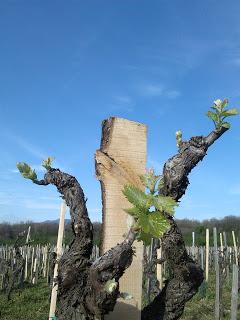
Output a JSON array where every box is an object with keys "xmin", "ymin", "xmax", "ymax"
[
  {"xmin": 182, "ymin": 273, "xmax": 239, "ymax": 320},
  {"xmin": 0, "ymin": 280, "xmax": 49, "ymax": 320},
  {"xmin": 0, "ymin": 273, "xmax": 239, "ymax": 319}
]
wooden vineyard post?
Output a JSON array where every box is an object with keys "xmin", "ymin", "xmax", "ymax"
[
  {"xmin": 223, "ymin": 232, "xmax": 230, "ymax": 283},
  {"xmin": 157, "ymin": 244, "xmax": 163, "ymax": 290},
  {"xmin": 24, "ymin": 251, "xmax": 28, "ymax": 280},
  {"xmin": 26, "ymin": 226, "xmax": 31, "ymax": 244},
  {"xmin": 49, "ymin": 202, "xmax": 66, "ymax": 320},
  {"xmin": 46, "ymin": 244, "xmax": 50, "ymax": 283},
  {"xmin": 32, "ymin": 256, "xmax": 37, "ymax": 284},
  {"xmin": 230, "ymin": 264, "xmax": 239, "ymax": 320},
  {"xmin": 30, "ymin": 246, "xmax": 35, "ymax": 282},
  {"xmin": 147, "ymin": 239, "xmax": 154, "ymax": 304},
  {"xmin": 192, "ymin": 231, "xmax": 196, "ymax": 261},
  {"xmin": 220, "ymin": 233, "xmax": 224, "ymax": 257},
  {"xmin": 232, "ymin": 231, "xmax": 238, "ymax": 266},
  {"xmin": 213, "ymin": 227, "xmax": 220, "ymax": 320},
  {"xmin": 95, "ymin": 117, "xmax": 147, "ymax": 320},
  {"xmin": 205, "ymin": 228, "xmax": 209, "ymax": 282},
  {"xmin": 43, "ymin": 245, "xmax": 48, "ymax": 278}
]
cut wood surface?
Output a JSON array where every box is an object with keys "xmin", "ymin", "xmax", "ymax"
[{"xmin": 95, "ymin": 117, "xmax": 147, "ymax": 320}]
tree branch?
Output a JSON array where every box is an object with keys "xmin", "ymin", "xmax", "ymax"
[
  {"xmin": 142, "ymin": 127, "xmax": 229, "ymax": 320},
  {"xmin": 32, "ymin": 167, "xmax": 93, "ymax": 281}
]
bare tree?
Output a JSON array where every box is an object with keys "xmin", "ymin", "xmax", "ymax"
[{"xmin": 17, "ymin": 99, "xmax": 238, "ymax": 320}]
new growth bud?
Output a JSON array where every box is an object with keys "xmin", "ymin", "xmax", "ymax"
[
  {"xmin": 104, "ymin": 279, "xmax": 118, "ymax": 294},
  {"xmin": 176, "ymin": 130, "xmax": 182, "ymax": 147}
]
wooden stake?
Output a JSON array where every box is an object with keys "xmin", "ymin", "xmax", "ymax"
[
  {"xmin": 24, "ymin": 253, "xmax": 28, "ymax": 280},
  {"xmin": 220, "ymin": 233, "xmax": 224, "ymax": 257},
  {"xmin": 232, "ymin": 231, "xmax": 238, "ymax": 266},
  {"xmin": 43, "ymin": 246, "xmax": 48, "ymax": 278},
  {"xmin": 30, "ymin": 246, "xmax": 35, "ymax": 281},
  {"xmin": 205, "ymin": 228, "xmax": 209, "ymax": 282},
  {"xmin": 26, "ymin": 226, "xmax": 31, "ymax": 244},
  {"xmin": 213, "ymin": 227, "xmax": 220, "ymax": 320},
  {"xmin": 49, "ymin": 202, "xmax": 66, "ymax": 320},
  {"xmin": 230, "ymin": 264, "xmax": 239, "ymax": 320},
  {"xmin": 192, "ymin": 231, "xmax": 195, "ymax": 247},
  {"xmin": 157, "ymin": 245, "xmax": 163, "ymax": 290},
  {"xmin": 32, "ymin": 257, "xmax": 37, "ymax": 284}
]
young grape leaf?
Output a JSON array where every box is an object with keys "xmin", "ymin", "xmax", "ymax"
[
  {"xmin": 148, "ymin": 211, "xmax": 170, "ymax": 238},
  {"xmin": 140, "ymin": 169, "xmax": 161, "ymax": 194},
  {"xmin": 153, "ymin": 195, "xmax": 178, "ymax": 215},
  {"xmin": 206, "ymin": 111, "xmax": 218, "ymax": 122},
  {"xmin": 221, "ymin": 108, "xmax": 239, "ymax": 117},
  {"xmin": 157, "ymin": 178, "xmax": 165, "ymax": 192},
  {"xmin": 137, "ymin": 211, "xmax": 150, "ymax": 234},
  {"xmin": 221, "ymin": 122, "xmax": 231, "ymax": 129},
  {"xmin": 136, "ymin": 230, "xmax": 152, "ymax": 245},
  {"xmin": 42, "ymin": 156, "xmax": 55, "ymax": 170},
  {"xmin": 124, "ymin": 207, "xmax": 141, "ymax": 217},
  {"xmin": 16, "ymin": 162, "xmax": 37, "ymax": 181},
  {"xmin": 123, "ymin": 185, "xmax": 153, "ymax": 209},
  {"xmin": 207, "ymin": 98, "xmax": 239, "ymax": 131}
]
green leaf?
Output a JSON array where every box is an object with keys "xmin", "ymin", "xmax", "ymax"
[
  {"xmin": 140, "ymin": 169, "xmax": 161, "ymax": 194},
  {"xmin": 221, "ymin": 98, "xmax": 229, "ymax": 109},
  {"xmin": 136, "ymin": 231, "xmax": 152, "ymax": 245},
  {"xmin": 157, "ymin": 178, "xmax": 165, "ymax": 192},
  {"xmin": 124, "ymin": 207, "xmax": 141, "ymax": 217},
  {"xmin": 221, "ymin": 108, "xmax": 239, "ymax": 117},
  {"xmin": 221, "ymin": 122, "xmax": 231, "ymax": 129},
  {"xmin": 123, "ymin": 185, "xmax": 152, "ymax": 209},
  {"xmin": 148, "ymin": 211, "xmax": 170, "ymax": 237},
  {"xmin": 206, "ymin": 111, "xmax": 218, "ymax": 122},
  {"xmin": 42, "ymin": 156, "xmax": 55, "ymax": 170},
  {"xmin": 16, "ymin": 162, "xmax": 37, "ymax": 181},
  {"xmin": 153, "ymin": 195, "xmax": 178, "ymax": 215},
  {"xmin": 138, "ymin": 211, "xmax": 150, "ymax": 233}
]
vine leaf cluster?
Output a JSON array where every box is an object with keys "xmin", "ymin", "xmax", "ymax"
[
  {"xmin": 207, "ymin": 98, "xmax": 238, "ymax": 130},
  {"xmin": 123, "ymin": 169, "xmax": 178, "ymax": 245}
]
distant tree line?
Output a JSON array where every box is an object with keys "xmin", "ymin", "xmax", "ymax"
[
  {"xmin": 0, "ymin": 215, "xmax": 239, "ymax": 246},
  {"xmin": 0, "ymin": 220, "xmax": 102, "ymax": 246}
]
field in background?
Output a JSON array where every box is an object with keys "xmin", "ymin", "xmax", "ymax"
[
  {"xmin": 0, "ymin": 220, "xmax": 239, "ymax": 319},
  {"xmin": 0, "ymin": 215, "xmax": 239, "ymax": 246},
  {"xmin": 0, "ymin": 272, "xmax": 238, "ymax": 320}
]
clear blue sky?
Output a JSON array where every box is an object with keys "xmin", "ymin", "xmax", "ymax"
[{"xmin": 0, "ymin": 1, "xmax": 239, "ymax": 223}]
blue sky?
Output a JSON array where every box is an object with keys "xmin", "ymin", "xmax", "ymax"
[{"xmin": 0, "ymin": 1, "xmax": 239, "ymax": 223}]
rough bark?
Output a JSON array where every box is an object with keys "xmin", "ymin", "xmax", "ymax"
[
  {"xmin": 30, "ymin": 125, "xmax": 228, "ymax": 320},
  {"xmin": 33, "ymin": 169, "xmax": 94, "ymax": 319},
  {"xmin": 141, "ymin": 126, "xmax": 228, "ymax": 320}
]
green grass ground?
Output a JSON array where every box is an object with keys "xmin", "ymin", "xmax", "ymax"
[
  {"xmin": 0, "ymin": 274, "xmax": 239, "ymax": 320},
  {"xmin": 182, "ymin": 273, "xmax": 239, "ymax": 320},
  {"xmin": 0, "ymin": 280, "xmax": 49, "ymax": 320}
]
